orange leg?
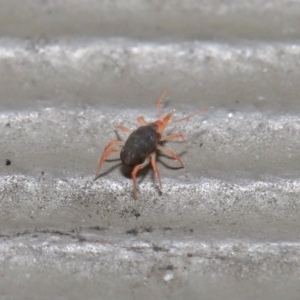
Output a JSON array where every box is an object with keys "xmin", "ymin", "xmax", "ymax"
[
  {"xmin": 131, "ymin": 156, "xmax": 151, "ymax": 199},
  {"xmin": 116, "ymin": 125, "xmax": 132, "ymax": 134},
  {"xmin": 103, "ymin": 140, "xmax": 124, "ymax": 152},
  {"xmin": 156, "ymin": 88, "xmax": 170, "ymax": 117},
  {"xmin": 157, "ymin": 145, "xmax": 184, "ymax": 168},
  {"xmin": 160, "ymin": 133, "xmax": 186, "ymax": 142},
  {"xmin": 150, "ymin": 153, "xmax": 162, "ymax": 191},
  {"xmin": 170, "ymin": 108, "xmax": 208, "ymax": 124},
  {"xmin": 136, "ymin": 116, "xmax": 147, "ymax": 126},
  {"xmin": 94, "ymin": 147, "xmax": 122, "ymax": 180}
]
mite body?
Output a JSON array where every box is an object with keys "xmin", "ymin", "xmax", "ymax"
[
  {"xmin": 120, "ymin": 124, "xmax": 160, "ymax": 167},
  {"xmin": 94, "ymin": 90, "xmax": 204, "ymax": 199}
]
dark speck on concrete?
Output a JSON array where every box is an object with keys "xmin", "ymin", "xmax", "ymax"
[
  {"xmin": 134, "ymin": 212, "xmax": 141, "ymax": 218},
  {"xmin": 89, "ymin": 226, "xmax": 106, "ymax": 231},
  {"xmin": 5, "ymin": 159, "xmax": 11, "ymax": 166},
  {"xmin": 163, "ymin": 227, "xmax": 172, "ymax": 231},
  {"xmin": 126, "ymin": 228, "xmax": 138, "ymax": 236},
  {"xmin": 152, "ymin": 244, "xmax": 165, "ymax": 252}
]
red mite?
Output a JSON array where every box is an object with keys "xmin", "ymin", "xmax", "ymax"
[{"xmin": 94, "ymin": 90, "xmax": 206, "ymax": 199}]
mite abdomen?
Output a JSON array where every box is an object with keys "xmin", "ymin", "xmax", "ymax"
[{"xmin": 120, "ymin": 124, "xmax": 160, "ymax": 167}]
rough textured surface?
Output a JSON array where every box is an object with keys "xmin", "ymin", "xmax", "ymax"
[{"xmin": 1, "ymin": 1, "xmax": 300, "ymax": 299}]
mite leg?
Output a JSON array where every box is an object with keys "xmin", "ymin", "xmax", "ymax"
[
  {"xmin": 150, "ymin": 153, "xmax": 162, "ymax": 192},
  {"xmin": 160, "ymin": 133, "xmax": 186, "ymax": 142},
  {"xmin": 94, "ymin": 147, "xmax": 122, "ymax": 180},
  {"xmin": 131, "ymin": 156, "xmax": 151, "ymax": 199},
  {"xmin": 156, "ymin": 145, "xmax": 184, "ymax": 168},
  {"xmin": 136, "ymin": 116, "xmax": 147, "ymax": 126},
  {"xmin": 116, "ymin": 125, "xmax": 132, "ymax": 134},
  {"xmin": 103, "ymin": 140, "xmax": 124, "ymax": 152},
  {"xmin": 156, "ymin": 88, "xmax": 170, "ymax": 117},
  {"xmin": 170, "ymin": 108, "xmax": 208, "ymax": 124}
]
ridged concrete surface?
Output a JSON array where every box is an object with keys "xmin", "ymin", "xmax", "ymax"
[{"xmin": 1, "ymin": 1, "xmax": 300, "ymax": 299}]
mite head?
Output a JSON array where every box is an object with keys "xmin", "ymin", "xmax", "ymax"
[{"xmin": 153, "ymin": 110, "xmax": 174, "ymax": 135}]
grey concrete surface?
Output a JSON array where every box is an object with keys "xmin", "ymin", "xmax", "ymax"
[{"xmin": 1, "ymin": 1, "xmax": 300, "ymax": 299}]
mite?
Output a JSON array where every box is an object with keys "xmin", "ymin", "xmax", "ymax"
[{"xmin": 94, "ymin": 90, "xmax": 205, "ymax": 199}]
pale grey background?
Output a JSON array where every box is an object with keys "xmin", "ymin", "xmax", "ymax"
[{"xmin": 1, "ymin": 0, "xmax": 300, "ymax": 299}]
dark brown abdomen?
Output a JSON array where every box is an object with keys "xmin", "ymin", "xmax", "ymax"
[{"xmin": 120, "ymin": 124, "xmax": 160, "ymax": 167}]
